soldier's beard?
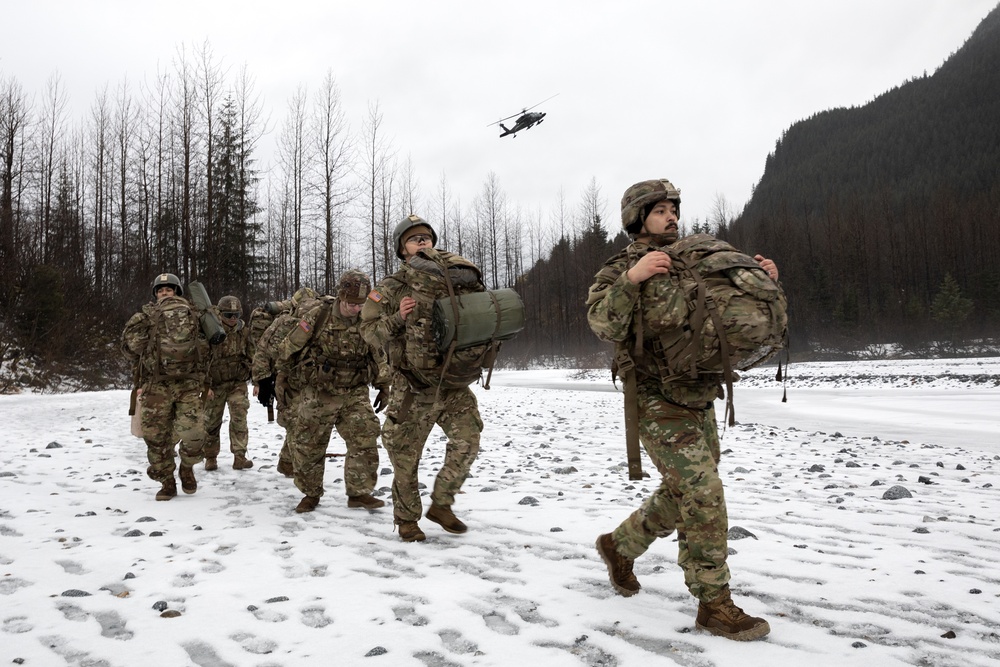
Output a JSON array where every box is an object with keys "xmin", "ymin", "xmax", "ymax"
[{"xmin": 648, "ymin": 228, "xmax": 678, "ymax": 247}]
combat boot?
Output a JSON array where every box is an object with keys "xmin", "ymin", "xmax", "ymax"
[
  {"xmin": 276, "ymin": 459, "xmax": 294, "ymax": 478},
  {"xmin": 425, "ymin": 503, "xmax": 467, "ymax": 534},
  {"xmin": 204, "ymin": 457, "xmax": 218, "ymax": 471},
  {"xmin": 397, "ymin": 521, "xmax": 426, "ymax": 542},
  {"xmin": 595, "ymin": 533, "xmax": 641, "ymax": 597},
  {"xmin": 695, "ymin": 586, "xmax": 771, "ymax": 641},
  {"xmin": 178, "ymin": 464, "xmax": 197, "ymax": 494},
  {"xmin": 348, "ymin": 494, "xmax": 386, "ymax": 510},
  {"xmin": 295, "ymin": 496, "xmax": 320, "ymax": 513},
  {"xmin": 155, "ymin": 478, "xmax": 177, "ymax": 501},
  {"xmin": 233, "ymin": 454, "xmax": 254, "ymax": 470}
]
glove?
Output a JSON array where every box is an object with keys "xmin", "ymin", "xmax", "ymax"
[
  {"xmin": 257, "ymin": 375, "xmax": 276, "ymax": 407},
  {"xmin": 373, "ymin": 386, "xmax": 389, "ymax": 413}
]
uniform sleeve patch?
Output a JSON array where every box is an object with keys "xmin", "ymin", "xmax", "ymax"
[
  {"xmin": 297, "ymin": 320, "xmax": 312, "ymax": 333},
  {"xmin": 368, "ymin": 290, "xmax": 383, "ymax": 302}
]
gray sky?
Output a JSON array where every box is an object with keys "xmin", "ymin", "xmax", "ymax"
[{"xmin": 2, "ymin": 0, "xmax": 996, "ymax": 231}]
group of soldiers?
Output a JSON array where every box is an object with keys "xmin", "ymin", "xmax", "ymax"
[
  {"xmin": 120, "ymin": 181, "xmax": 779, "ymax": 642},
  {"xmin": 121, "ymin": 214, "xmax": 482, "ymax": 544}
]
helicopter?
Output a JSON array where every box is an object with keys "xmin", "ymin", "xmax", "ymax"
[{"xmin": 489, "ymin": 94, "xmax": 558, "ymax": 138}]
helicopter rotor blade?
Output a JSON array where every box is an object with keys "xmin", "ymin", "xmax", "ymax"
[
  {"xmin": 487, "ymin": 94, "xmax": 558, "ymax": 127},
  {"xmin": 522, "ymin": 93, "xmax": 559, "ymax": 113}
]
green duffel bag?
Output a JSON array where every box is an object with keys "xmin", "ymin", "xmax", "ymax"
[{"xmin": 432, "ymin": 288, "xmax": 525, "ymax": 352}]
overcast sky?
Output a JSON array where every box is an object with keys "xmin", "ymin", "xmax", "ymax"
[{"xmin": 2, "ymin": 0, "xmax": 996, "ymax": 232}]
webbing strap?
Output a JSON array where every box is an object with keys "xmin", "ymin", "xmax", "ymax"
[{"xmin": 615, "ymin": 349, "xmax": 643, "ymax": 480}]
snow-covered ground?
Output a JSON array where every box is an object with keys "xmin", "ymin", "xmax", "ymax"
[{"xmin": 1, "ymin": 359, "xmax": 999, "ymax": 667}]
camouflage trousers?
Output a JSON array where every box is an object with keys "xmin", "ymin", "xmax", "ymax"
[
  {"xmin": 290, "ymin": 384, "xmax": 381, "ymax": 498},
  {"xmin": 611, "ymin": 392, "xmax": 731, "ymax": 602},
  {"xmin": 202, "ymin": 380, "xmax": 250, "ymax": 458},
  {"xmin": 382, "ymin": 382, "xmax": 483, "ymax": 523},
  {"xmin": 275, "ymin": 377, "xmax": 301, "ymax": 471},
  {"xmin": 140, "ymin": 378, "xmax": 206, "ymax": 482}
]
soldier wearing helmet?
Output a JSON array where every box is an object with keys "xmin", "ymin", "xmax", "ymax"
[
  {"xmin": 586, "ymin": 180, "xmax": 778, "ymax": 641},
  {"xmin": 120, "ymin": 272, "xmax": 208, "ymax": 501},
  {"xmin": 199, "ymin": 295, "xmax": 255, "ymax": 472},
  {"xmin": 276, "ymin": 272, "xmax": 389, "ymax": 514},
  {"xmin": 360, "ymin": 214, "xmax": 486, "ymax": 543}
]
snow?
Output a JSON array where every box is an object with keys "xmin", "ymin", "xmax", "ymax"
[{"xmin": 1, "ymin": 359, "xmax": 999, "ymax": 666}]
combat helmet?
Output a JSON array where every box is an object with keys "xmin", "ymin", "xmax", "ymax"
[
  {"xmin": 217, "ymin": 295, "xmax": 242, "ymax": 317},
  {"xmin": 337, "ymin": 270, "xmax": 371, "ymax": 304},
  {"xmin": 392, "ymin": 214, "xmax": 437, "ymax": 259},
  {"xmin": 620, "ymin": 179, "xmax": 681, "ymax": 234},
  {"xmin": 151, "ymin": 272, "xmax": 183, "ymax": 297},
  {"xmin": 290, "ymin": 286, "xmax": 317, "ymax": 308}
]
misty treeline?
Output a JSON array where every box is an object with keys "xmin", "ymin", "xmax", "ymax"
[{"xmin": 0, "ymin": 43, "xmax": 637, "ymax": 387}]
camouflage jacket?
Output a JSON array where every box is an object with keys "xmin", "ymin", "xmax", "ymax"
[
  {"xmin": 279, "ymin": 297, "xmax": 389, "ymax": 392},
  {"xmin": 251, "ymin": 311, "xmax": 298, "ymax": 385},
  {"xmin": 206, "ymin": 316, "xmax": 253, "ymax": 386},
  {"xmin": 586, "ymin": 240, "xmax": 722, "ymax": 407},
  {"xmin": 121, "ymin": 296, "xmax": 209, "ymax": 386}
]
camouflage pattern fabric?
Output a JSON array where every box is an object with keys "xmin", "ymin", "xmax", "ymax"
[
  {"xmin": 252, "ymin": 311, "xmax": 301, "ymax": 469},
  {"xmin": 201, "ymin": 380, "xmax": 250, "ymax": 458},
  {"xmin": 610, "ymin": 384, "xmax": 730, "ymax": 602},
  {"xmin": 138, "ymin": 378, "xmax": 206, "ymax": 481},
  {"xmin": 362, "ymin": 265, "xmax": 486, "ymax": 523},
  {"xmin": 122, "ymin": 296, "xmax": 209, "ymax": 482},
  {"xmin": 280, "ymin": 297, "xmax": 387, "ymax": 498},
  {"xmin": 588, "ymin": 241, "xmax": 733, "ymax": 603},
  {"xmin": 207, "ymin": 317, "xmax": 253, "ymax": 386},
  {"xmin": 274, "ymin": 378, "xmax": 301, "ymax": 470},
  {"xmin": 290, "ymin": 384, "xmax": 381, "ymax": 498}
]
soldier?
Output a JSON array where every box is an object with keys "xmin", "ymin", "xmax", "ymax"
[
  {"xmin": 277, "ymin": 274, "xmax": 389, "ymax": 513},
  {"xmin": 120, "ymin": 273, "xmax": 209, "ymax": 500},
  {"xmin": 586, "ymin": 180, "xmax": 779, "ymax": 641},
  {"xmin": 251, "ymin": 289, "xmax": 316, "ymax": 477},
  {"xmin": 202, "ymin": 295, "xmax": 254, "ymax": 471},
  {"xmin": 360, "ymin": 215, "xmax": 484, "ymax": 542}
]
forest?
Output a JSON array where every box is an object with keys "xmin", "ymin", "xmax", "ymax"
[{"xmin": 2, "ymin": 6, "xmax": 999, "ymax": 391}]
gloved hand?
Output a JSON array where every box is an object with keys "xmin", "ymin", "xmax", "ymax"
[
  {"xmin": 257, "ymin": 375, "xmax": 276, "ymax": 407},
  {"xmin": 373, "ymin": 386, "xmax": 389, "ymax": 413}
]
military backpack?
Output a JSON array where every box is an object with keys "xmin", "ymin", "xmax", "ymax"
[{"xmin": 143, "ymin": 295, "xmax": 204, "ymax": 382}]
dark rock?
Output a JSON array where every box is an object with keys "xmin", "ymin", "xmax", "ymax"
[
  {"xmin": 518, "ymin": 496, "xmax": 539, "ymax": 506},
  {"xmin": 152, "ymin": 601, "xmax": 168, "ymax": 611},
  {"xmin": 123, "ymin": 530, "xmax": 144, "ymax": 537},
  {"xmin": 247, "ymin": 605, "xmax": 258, "ymax": 612},
  {"xmin": 150, "ymin": 531, "xmax": 163, "ymax": 537},
  {"xmin": 852, "ymin": 641, "xmax": 867, "ymax": 648},
  {"xmin": 365, "ymin": 647, "xmax": 388, "ymax": 657},
  {"xmin": 918, "ymin": 476, "xmax": 933, "ymax": 484},
  {"xmin": 46, "ymin": 442, "xmax": 63, "ymax": 449},
  {"xmin": 549, "ymin": 527, "xmax": 563, "ymax": 532},
  {"xmin": 160, "ymin": 610, "xmax": 181, "ymax": 618},
  {"xmin": 882, "ymin": 486, "xmax": 912, "ymax": 500},
  {"xmin": 970, "ymin": 589, "xmax": 982, "ymax": 594},
  {"xmin": 552, "ymin": 466, "xmax": 578, "ymax": 474},
  {"xmin": 913, "ymin": 527, "xmax": 930, "ymax": 534},
  {"xmin": 137, "ymin": 516, "xmax": 156, "ymax": 523},
  {"xmin": 870, "ymin": 480, "xmax": 883, "ymax": 486},
  {"xmin": 124, "ymin": 573, "xmax": 135, "ymax": 580},
  {"xmin": 941, "ymin": 630, "xmax": 957, "ymax": 638},
  {"xmin": 62, "ymin": 589, "xmax": 90, "ymax": 597},
  {"xmin": 728, "ymin": 526, "xmax": 757, "ymax": 540},
  {"xmin": 808, "ymin": 464, "xmax": 825, "ymax": 473},
  {"xmin": 956, "ymin": 464, "xmax": 966, "ymax": 471},
  {"xmin": 266, "ymin": 596, "xmax": 289, "ymax": 603},
  {"xmin": 845, "ymin": 461, "xmax": 861, "ymax": 468}
]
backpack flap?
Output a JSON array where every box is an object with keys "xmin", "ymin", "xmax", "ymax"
[{"xmin": 432, "ymin": 288, "xmax": 526, "ymax": 352}]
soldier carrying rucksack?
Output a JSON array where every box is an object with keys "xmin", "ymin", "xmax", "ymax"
[
  {"xmin": 587, "ymin": 179, "xmax": 782, "ymax": 642},
  {"xmin": 120, "ymin": 273, "xmax": 210, "ymax": 501},
  {"xmin": 361, "ymin": 215, "xmax": 523, "ymax": 542}
]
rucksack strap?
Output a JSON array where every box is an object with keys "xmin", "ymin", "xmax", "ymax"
[{"xmin": 615, "ymin": 348, "xmax": 644, "ymax": 481}]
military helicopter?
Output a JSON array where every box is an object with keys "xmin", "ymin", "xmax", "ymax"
[{"xmin": 489, "ymin": 94, "xmax": 558, "ymax": 138}]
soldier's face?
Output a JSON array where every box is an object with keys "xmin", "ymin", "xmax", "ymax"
[
  {"xmin": 402, "ymin": 233, "xmax": 433, "ymax": 259},
  {"xmin": 339, "ymin": 300, "xmax": 364, "ymax": 319},
  {"xmin": 641, "ymin": 200, "xmax": 679, "ymax": 237},
  {"xmin": 156, "ymin": 286, "xmax": 175, "ymax": 301}
]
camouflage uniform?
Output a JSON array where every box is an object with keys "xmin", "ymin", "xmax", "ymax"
[
  {"xmin": 278, "ymin": 294, "xmax": 387, "ymax": 502},
  {"xmin": 202, "ymin": 313, "xmax": 254, "ymax": 462},
  {"xmin": 587, "ymin": 238, "xmax": 731, "ymax": 603},
  {"xmin": 360, "ymin": 268, "xmax": 483, "ymax": 525},
  {"xmin": 121, "ymin": 295, "xmax": 208, "ymax": 483},
  {"xmin": 252, "ymin": 307, "xmax": 301, "ymax": 471}
]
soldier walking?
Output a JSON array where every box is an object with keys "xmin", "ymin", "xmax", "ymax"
[
  {"xmin": 121, "ymin": 273, "xmax": 209, "ymax": 500},
  {"xmin": 202, "ymin": 295, "xmax": 254, "ymax": 471},
  {"xmin": 587, "ymin": 180, "xmax": 778, "ymax": 641},
  {"xmin": 278, "ymin": 274, "xmax": 389, "ymax": 513},
  {"xmin": 360, "ymin": 215, "xmax": 485, "ymax": 542}
]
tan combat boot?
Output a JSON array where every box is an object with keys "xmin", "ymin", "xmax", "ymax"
[
  {"xmin": 178, "ymin": 464, "xmax": 197, "ymax": 494},
  {"xmin": 276, "ymin": 459, "xmax": 294, "ymax": 478},
  {"xmin": 233, "ymin": 454, "xmax": 254, "ymax": 470},
  {"xmin": 155, "ymin": 478, "xmax": 177, "ymax": 501},
  {"xmin": 595, "ymin": 533, "xmax": 641, "ymax": 597},
  {"xmin": 397, "ymin": 521, "xmax": 426, "ymax": 542},
  {"xmin": 295, "ymin": 496, "xmax": 320, "ymax": 513},
  {"xmin": 204, "ymin": 457, "xmax": 218, "ymax": 471},
  {"xmin": 347, "ymin": 494, "xmax": 386, "ymax": 510},
  {"xmin": 695, "ymin": 586, "xmax": 771, "ymax": 641},
  {"xmin": 425, "ymin": 503, "xmax": 467, "ymax": 534}
]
